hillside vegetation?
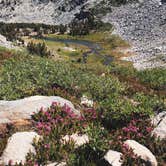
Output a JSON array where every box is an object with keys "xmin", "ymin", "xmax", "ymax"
[{"xmin": 0, "ymin": 15, "xmax": 166, "ymax": 165}]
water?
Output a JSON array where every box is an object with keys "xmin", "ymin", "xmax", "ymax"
[{"xmin": 42, "ymin": 37, "xmax": 113, "ymax": 65}]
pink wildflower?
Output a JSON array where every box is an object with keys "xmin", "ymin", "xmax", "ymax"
[{"xmin": 146, "ymin": 127, "xmax": 153, "ymax": 133}]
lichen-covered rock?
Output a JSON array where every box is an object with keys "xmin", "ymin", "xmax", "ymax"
[
  {"xmin": 104, "ymin": 150, "xmax": 123, "ymax": 166},
  {"xmin": 0, "ymin": 132, "xmax": 40, "ymax": 165},
  {"xmin": 124, "ymin": 140, "xmax": 157, "ymax": 166},
  {"xmin": 0, "ymin": 96, "xmax": 79, "ymax": 124}
]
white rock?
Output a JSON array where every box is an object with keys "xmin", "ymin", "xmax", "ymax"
[
  {"xmin": 0, "ymin": 34, "xmax": 14, "ymax": 49},
  {"xmin": 62, "ymin": 133, "xmax": 89, "ymax": 147},
  {"xmin": 152, "ymin": 112, "xmax": 166, "ymax": 139},
  {"xmin": 0, "ymin": 96, "xmax": 79, "ymax": 124},
  {"xmin": 151, "ymin": 111, "xmax": 166, "ymax": 126},
  {"xmin": 124, "ymin": 140, "xmax": 157, "ymax": 166},
  {"xmin": 104, "ymin": 150, "xmax": 123, "ymax": 166},
  {"xmin": 0, "ymin": 132, "xmax": 40, "ymax": 165},
  {"xmin": 63, "ymin": 47, "xmax": 76, "ymax": 52},
  {"xmin": 81, "ymin": 95, "xmax": 94, "ymax": 108}
]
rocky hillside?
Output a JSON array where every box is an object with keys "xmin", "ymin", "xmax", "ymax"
[
  {"xmin": 102, "ymin": 0, "xmax": 166, "ymax": 70},
  {"xmin": 0, "ymin": 0, "xmax": 101, "ymax": 25}
]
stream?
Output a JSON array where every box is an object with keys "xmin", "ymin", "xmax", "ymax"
[{"xmin": 42, "ymin": 37, "xmax": 113, "ymax": 65}]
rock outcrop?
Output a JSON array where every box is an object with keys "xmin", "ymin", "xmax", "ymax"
[
  {"xmin": 124, "ymin": 140, "xmax": 157, "ymax": 166},
  {"xmin": 0, "ymin": 96, "xmax": 79, "ymax": 124},
  {"xmin": 0, "ymin": 132, "xmax": 40, "ymax": 165}
]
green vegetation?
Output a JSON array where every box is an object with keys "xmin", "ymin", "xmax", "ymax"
[
  {"xmin": 0, "ymin": 51, "xmax": 164, "ymax": 123},
  {"xmin": 109, "ymin": 63, "xmax": 166, "ymax": 91},
  {"xmin": 69, "ymin": 12, "xmax": 112, "ymax": 36},
  {"xmin": 111, "ymin": 0, "xmax": 138, "ymax": 6},
  {"xmin": 90, "ymin": 0, "xmax": 138, "ymax": 17},
  {"xmin": 0, "ymin": 53, "xmax": 123, "ymax": 101},
  {"xmin": 137, "ymin": 68, "xmax": 166, "ymax": 90},
  {"xmin": 0, "ymin": 22, "xmax": 60, "ymax": 41}
]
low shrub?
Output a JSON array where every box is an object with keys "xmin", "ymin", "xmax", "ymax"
[
  {"xmin": 108, "ymin": 115, "xmax": 166, "ymax": 165},
  {"xmin": 27, "ymin": 42, "xmax": 51, "ymax": 57}
]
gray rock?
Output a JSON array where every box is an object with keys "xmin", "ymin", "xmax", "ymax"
[
  {"xmin": 0, "ymin": 132, "xmax": 40, "ymax": 165},
  {"xmin": 0, "ymin": 0, "xmax": 100, "ymax": 25},
  {"xmin": 0, "ymin": 96, "xmax": 79, "ymax": 124},
  {"xmin": 62, "ymin": 133, "xmax": 89, "ymax": 148},
  {"xmin": 152, "ymin": 111, "xmax": 166, "ymax": 126}
]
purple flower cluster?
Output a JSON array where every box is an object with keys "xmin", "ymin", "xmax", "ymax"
[
  {"xmin": 83, "ymin": 108, "xmax": 97, "ymax": 120},
  {"xmin": 122, "ymin": 119, "xmax": 153, "ymax": 139},
  {"xmin": 32, "ymin": 102, "xmax": 98, "ymax": 136}
]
